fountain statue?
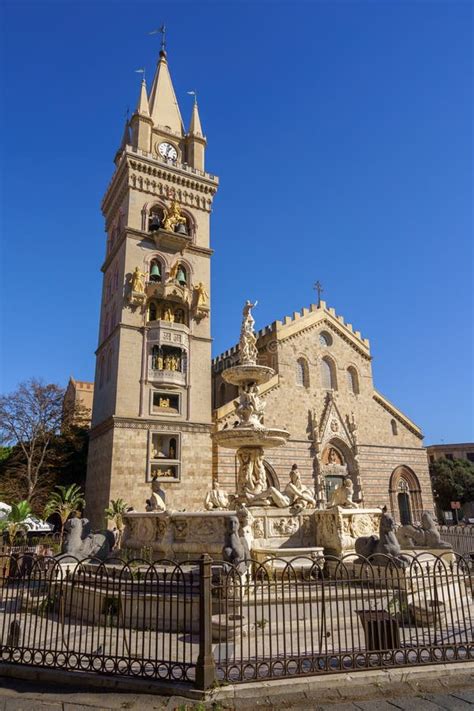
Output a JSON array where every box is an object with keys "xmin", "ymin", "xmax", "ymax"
[{"xmin": 213, "ymin": 301, "xmax": 291, "ymax": 507}]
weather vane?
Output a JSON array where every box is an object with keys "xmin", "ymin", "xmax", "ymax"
[
  {"xmin": 314, "ymin": 280, "xmax": 324, "ymax": 306},
  {"xmin": 149, "ymin": 24, "xmax": 167, "ymax": 53},
  {"xmin": 187, "ymin": 90, "xmax": 198, "ymax": 105}
]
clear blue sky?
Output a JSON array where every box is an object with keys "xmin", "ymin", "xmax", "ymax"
[{"xmin": 0, "ymin": 1, "xmax": 472, "ymax": 444}]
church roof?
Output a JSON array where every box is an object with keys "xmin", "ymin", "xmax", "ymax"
[
  {"xmin": 148, "ymin": 51, "xmax": 184, "ymax": 134},
  {"xmin": 213, "ymin": 300, "xmax": 370, "ymax": 365}
]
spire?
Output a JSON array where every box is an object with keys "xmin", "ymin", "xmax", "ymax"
[
  {"xmin": 136, "ymin": 78, "xmax": 150, "ymax": 117},
  {"xmin": 188, "ymin": 95, "xmax": 203, "ymax": 137},
  {"xmin": 148, "ymin": 50, "xmax": 184, "ymax": 134}
]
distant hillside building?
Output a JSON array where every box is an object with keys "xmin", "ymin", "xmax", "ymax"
[
  {"xmin": 63, "ymin": 378, "xmax": 94, "ymax": 428},
  {"xmin": 213, "ymin": 301, "xmax": 435, "ymax": 526}
]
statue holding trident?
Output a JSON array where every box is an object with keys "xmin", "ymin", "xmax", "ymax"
[{"xmin": 240, "ymin": 300, "xmax": 258, "ymax": 364}]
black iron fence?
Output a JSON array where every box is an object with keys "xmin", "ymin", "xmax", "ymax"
[{"xmin": 0, "ymin": 552, "xmax": 472, "ymax": 689}]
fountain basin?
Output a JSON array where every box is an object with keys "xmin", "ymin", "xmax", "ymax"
[
  {"xmin": 223, "ymin": 364, "xmax": 275, "ymax": 386},
  {"xmin": 213, "ymin": 426, "xmax": 290, "ymax": 449}
]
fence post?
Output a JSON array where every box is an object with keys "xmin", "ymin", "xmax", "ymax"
[{"xmin": 196, "ymin": 554, "xmax": 216, "ymax": 690}]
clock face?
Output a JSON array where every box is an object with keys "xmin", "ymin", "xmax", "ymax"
[{"xmin": 158, "ymin": 142, "xmax": 178, "ymax": 161}]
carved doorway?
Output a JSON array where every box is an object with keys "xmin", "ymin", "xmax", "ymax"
[
  {"xmin": 389, "ymin": 466, "xmax": 423, "ymax": 525},
  {"xmin": 398, "ymin": 481, "xmax": 412, "ymax": 525}
]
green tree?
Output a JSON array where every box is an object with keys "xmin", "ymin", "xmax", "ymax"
[
  {"xmin": 44, "ymin": 484, "xmax": 85, "ymax": 543},
  {"xmin": 104, "ymin": 499, "xmax": 130, "ymax": 550},
  {"xmin": 430, "ymin": 457, "xmax": 474, "ymax": 515},
  {"xmin": 0, "ymin": 500, "xmax": 33, "ymax": 545}
]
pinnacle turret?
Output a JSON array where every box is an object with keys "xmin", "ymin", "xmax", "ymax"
[
  {"xmin": 188, "ymin": 97, "xmax": 203, "ymax": 137},
  {"xmin": 136, "ymin": 78, "xmax": 150, "ymax": 117}
]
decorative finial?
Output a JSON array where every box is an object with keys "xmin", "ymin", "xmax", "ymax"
[
  {"xmin": 149, "ymin": 23, "xmax": 167, "ymax": 57},
  {"xmin": 314, "ymin": 280, "xmax": 324, "ymax": 307}
]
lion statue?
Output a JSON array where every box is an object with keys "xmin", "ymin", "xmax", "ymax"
[
  {"xmin": 396, "ymin": 512, "xmax": 452, "ymax": 550},
  {"xmin": 328, "ymin": 478, "xmax": 358, "ymax": 509},
  {"xmin": 58, "ymin": 517, "xmax": 115, "ymax": 562},
  {"xmin": 355, "ymin": 510, "xmax": 411, "ymax": 568}
]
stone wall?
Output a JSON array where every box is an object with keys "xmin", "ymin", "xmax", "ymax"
[{"xmin": 86, "ymin": 421, "xmax": 213, "ymax": 527}]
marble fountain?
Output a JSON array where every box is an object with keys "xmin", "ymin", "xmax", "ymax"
[{"xmin": 122, "ymin": 300, "xmax": 385, "ymax": 572}]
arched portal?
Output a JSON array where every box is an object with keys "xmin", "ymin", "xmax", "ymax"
[{"xmin": 389, "ymin": 466, "xmax": 423, "ymax": 525}]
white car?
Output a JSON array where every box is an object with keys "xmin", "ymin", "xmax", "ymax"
[{"xmin": 0, "ymin": 502, "xmax": 54, "ymax": 533}]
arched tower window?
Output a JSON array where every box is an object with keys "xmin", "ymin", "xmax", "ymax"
[
  {"xmin": 176, "ymin": 264, "xmax": 187, "ymax": 286},
  {"xmin": 149, "ymin": 258, "xmax": 163, "ymax": 283},
  {"xmin": 148, "ymin": 205, "xmax": 165, "ymax": 232},
  {"xmin": 296, "ymin": 357, "xmax": 309, "ymax": 388},
  {"xmin": 321, "ymin": 356, "xmax": 337, "ymax": 390},
  {"xmin": 347, "ymin": 366, "xmax": 359, "ymax": 394},
  {"xmin": 148, "ymin": 301, "xmax": 158, "ymax": 322},
  {"xmin": 391, "ymin": 419, "xmax": 398, "ymax": 436},
  {"xmin": 169, "ymin": 438, "xmax": 177, "ymax": 459}
]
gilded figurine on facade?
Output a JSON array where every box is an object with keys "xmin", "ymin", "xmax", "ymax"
[
  {"xmin": 131, "ymin": 266, "xmax": 146, "ymax": 293},
  {"xmin": 162, "ymin": 200, "xmax": 187, "ymax": 233}
]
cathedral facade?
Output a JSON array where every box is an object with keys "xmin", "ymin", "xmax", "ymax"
[
  {"xmin": 212, "ymin": 303, "xmax": 434, "ymax": 525},
  {"xmin": 86, "ymin": 48, "xmax": 434, "ymax": 527}
]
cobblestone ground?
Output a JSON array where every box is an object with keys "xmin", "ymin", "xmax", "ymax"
[{"xmin": 0, "ymin": 669, "xmax": 473, "ymax": 710}]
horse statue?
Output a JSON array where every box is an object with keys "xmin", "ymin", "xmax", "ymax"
[
  {"xmin": 355, "ymin": 510, "xmax": 411, "ymax": 568},
  {"xmin": 59, "ymin": 517, "xmax": 115, "ymax": 562},
  {"xmin": 396, "ymin": 512, "xmax": 452, "ymax": 550}
]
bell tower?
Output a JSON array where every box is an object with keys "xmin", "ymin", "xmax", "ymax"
[{"xmin": 85, "ymin": 47, "xmax": 219, "ymax": 525}]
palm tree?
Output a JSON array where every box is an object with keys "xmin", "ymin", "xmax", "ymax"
[
  {"xmin": 0, "ymin": 500, "xmax": 33, "ymax": 545},
  {"xmin": 44, "ymin": 484, "xmax": 85, "ymax": 543},
  {"xmin": 104, "ymin": 498, "xmax": 129, "ymax": 550}
]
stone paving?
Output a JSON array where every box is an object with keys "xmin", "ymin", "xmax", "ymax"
[{"xmin": 0, "ymin": 668, "xmax": 472, "ymax": 710}]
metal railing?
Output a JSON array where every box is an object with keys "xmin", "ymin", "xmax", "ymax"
[
  {"xmin": 439, "ymin": 525, "xmax": 474, "ymax": 557},
  {"xmin": 0, "ymin": 552, "xmax": 472, "ymax": 689}
]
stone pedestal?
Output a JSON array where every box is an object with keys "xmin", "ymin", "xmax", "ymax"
[
  {"xmin": 123, "ymin": 510, "xmax": 236, "ymax": 561},
  {"xmin": 314, "ymin": 507, "xmax": 382, "ymax": 560}
]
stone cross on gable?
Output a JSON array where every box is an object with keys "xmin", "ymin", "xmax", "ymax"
[{"xmin": 314, "ymin": 280, "xmax": 324, "ymax": 306}]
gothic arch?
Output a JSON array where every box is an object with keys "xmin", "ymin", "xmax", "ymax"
[
  {"xmin": 296, "ymin": 356, "xmax": 310, "ymax": 387},
  {"xmin": 321, "ymin": 355, "xmax": 338, "ymax": 390},
  {"xmin": 179, "ymin": 207, "xmax": 196, "ymax": 240},
  {"xmin": 144, "ymin": 252, "xmax": 169, "ymax": 277},
  {"xmin": 142, "ymin": 201, "xmax": 167, "ymax": 231},
  {"xmin": 346, "ymin": 365, "xmax": 360, "ymax": 395},
  {"xmin": 168, "ymin": 256, "xmax": 193, "ymax": 284},
  {"xmin": 389, "ymin": 466, "xmax": 423, "ymax": 525}
]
